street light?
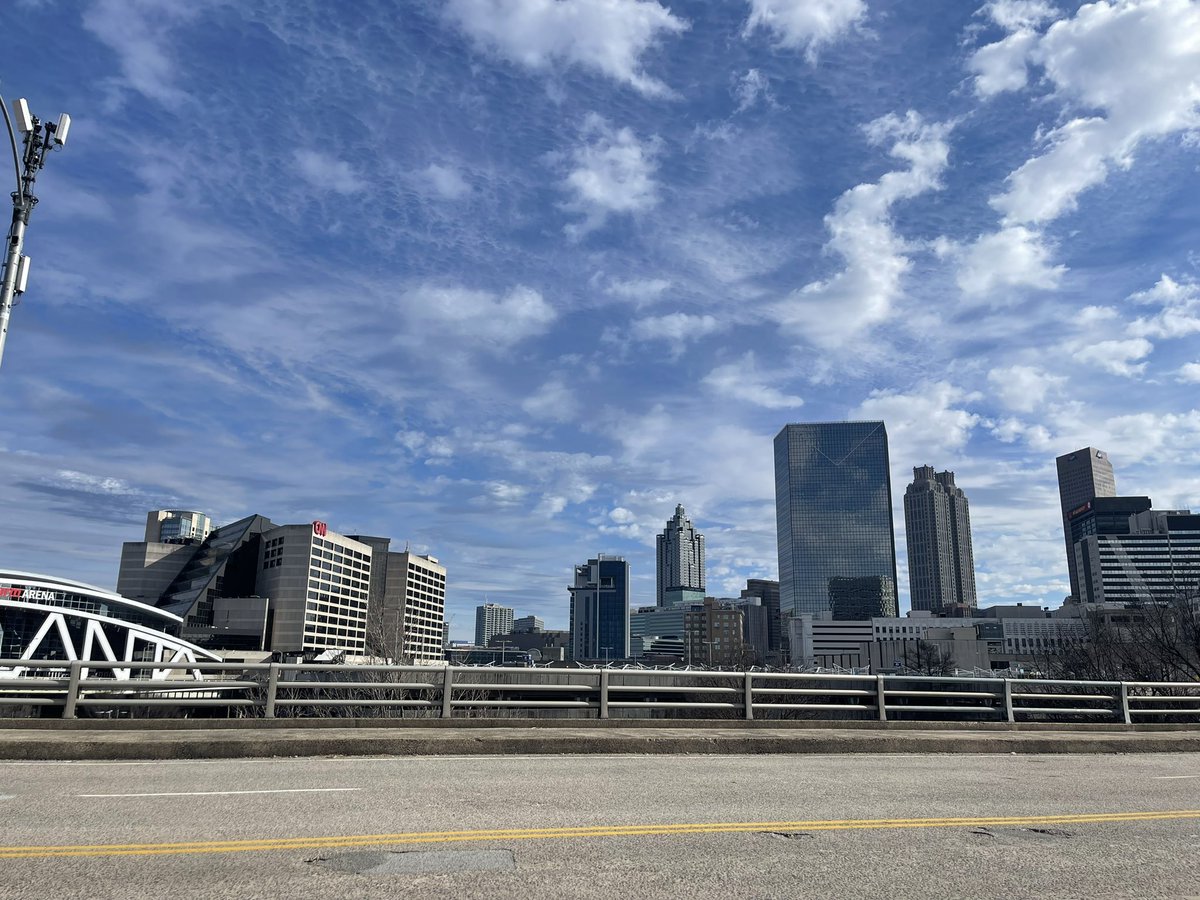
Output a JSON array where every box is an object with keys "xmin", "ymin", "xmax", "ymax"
[{"xmin": 0, "ymin": 89, "xmax": 71, "ymax": 369}]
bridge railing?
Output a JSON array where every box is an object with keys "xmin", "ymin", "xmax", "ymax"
[{"xmin": 2, "ymin": 659, "xmax": 1200, "ymax": 723}]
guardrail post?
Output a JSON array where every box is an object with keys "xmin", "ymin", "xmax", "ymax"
[
  {"xmin": 743, "ymin": 671, "xmax": 754, "ymax": 721},
  {"xmin": 441, "ymin": 666, "xmax": 455, "ymax": 719},
  {"xmin": 599, "ymin": 669, "xmax": 610, "ymax": 720},
  {"xmin": 264, "ymin": 663, "xmax": 279, "ymax": 719},
  {"xmin": 1003, "ymin": 679, "xmax": 1015, "ymax": 723},
  {"xmin": 876, "ymin": 674, "xmax": 887, "ymax": 722},
  {"xmin": 1119, "ymin": 682, "xmax": 1131, "ymax": 725},
  {"xmin": 61, "ymin": 660, "xmax": 82, "ymax": 719}
]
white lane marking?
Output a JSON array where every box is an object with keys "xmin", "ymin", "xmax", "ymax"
[
  {"xmin": 0, "ymin": 794, "xmax": 15, "ymax": 800},
  {"xmin": 1152, "ymin": 775, "xmax": 1200, "ymax": 779},
  {"xmin": 78, "ymin": 788, "xmax": 362, "ymax": 798}
]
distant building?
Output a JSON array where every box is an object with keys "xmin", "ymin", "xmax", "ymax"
[
  {"xmin": 741, "ymin": 578, "xmax": 782, "ymax": 659},
  {"xmin": 488, "ymin": 629, "xmax": 569, "ymax": 663},
  {"xmin": 903, "ymin": 466, "xmax": 977, "ymax": 613},
  {"xmin": 731, "ymin": 595, "xmax": 771, "ymax": 665},
  {"xmin": 630, "ymin": 602, "xmax": 696, "ymax": 657},
  {"xmin": 774, "ymin": 422, "xmax": 899, "ymax": 617},
  {"xmin": 684, "ymin": 598, "xmax": 744, "ymax": 668},
  {"xmin": 569, "ymin": 556, "xmax": 630, "ymax": 661},
  {"xmin": 656, "ymin": 504, "xmax": 705, "ymax": 607},
  {"xmin": 475, "ymin": 603, "xmax": 514, "ymax": 647},
  {"xmin": 512, "ymin": 615, "xmax": 544, "ymax": 633},
  {"xmin": 829, "ymin": 575, "xmax": 897, "ymax": 620},
  {"xmin": 1056, "ymin": 447, "xmax": 1117, "ymax": 600},
  {"xmin": 1074, "ymin": 509, "xmax": 1200, "ymax": 605},
  {"xmin": 383, "ymin": 550, "xmax": 446, "ymax": 663},
  {"xmin": 144, "ymin": 509, "xmax": 212, "ymax": 544}
]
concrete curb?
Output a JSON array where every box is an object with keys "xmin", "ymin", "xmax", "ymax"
[{"xmin": 4, "ymin": 725, "xmax": 1200, "ymax": 760}]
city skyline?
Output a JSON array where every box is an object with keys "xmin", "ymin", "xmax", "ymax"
[{"xmin": 2, "ymin": 2, "xmax": 1199, "ymax": 640}]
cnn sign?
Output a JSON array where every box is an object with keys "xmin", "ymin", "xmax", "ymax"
[{"xmin": 312, "ymin": 520, "xmax": 328, "ymax": 537}]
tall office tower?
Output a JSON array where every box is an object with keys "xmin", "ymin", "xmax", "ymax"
[
  {"xmin": 656, "ymin": 504, "xmax": 705, "ymax": 607},
  {"xmin": 382, "ymin": 550, "xmax": 447, "ymax": 663},
  {"xmin": 741, "ymin": 578, "xmax": 782, "ymax": 657},
  {"xmin": 1074, "ymin": 508, "xmax": 1200, "ymax": 604},
  {"xmin": 346, "ymin": 534, "xmax": 392, "ymax": 649},
  {"xmin": 144, "ymin": 509, "xmax": 212, "ymax": 544},
  {"xmin": 903, "ymin": 466, "xmax": 978, "ymax": 614},
  {"xmin": 1056, "ymin": 447, "xmax": 1117, "ymax": 599},
  {"xmin": 568, "ymin": 555, "xmax": 630, "ymax": 661},
  {"xmin": 774, "ymin": 422, "xmax": 899, "ymax": 618},
  {"xmin": 828, "ymin": 575, "xmax": 897, "ymax": 620},
  {"xmin": 475, "ymin": 602, "xmax": 514, "ymax": 647}
]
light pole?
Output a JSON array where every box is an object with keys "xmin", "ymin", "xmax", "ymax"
[{"xmin": 0, "ymin": 91, "xmax": 71, "ymax": 369}]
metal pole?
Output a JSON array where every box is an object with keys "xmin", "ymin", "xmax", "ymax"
[
  {"xmin": 61, "ymin": 660, "xmax": 82, "ymax": 719},
  {"xmin": 441, "ymin": 666, "xmax": 454, "ymax": 719},
  {"xmin": 743, "ymin": 670, "xmax": 754, "ymax": 721},
  {"xmin": 264, "ymin": 663, "xmax": 279, "ymax": 718},
  {"xmin": 876, "ymin": 673, "xmax": 887, "ymax": 722},
  {"xmin": 0, "ymin": 204, "xmax": 27, "ymax": 367},
  {"xmin": 1003, "ymin": 678, "xmax": 1015, "ymax": 723},
  {"xmin": 1119, "ymin": 681, "xmax": 1131, "ymax": 725},
  {"xmin": 599, "ymin": 668, "xmax": 609, "ymax": 719}
]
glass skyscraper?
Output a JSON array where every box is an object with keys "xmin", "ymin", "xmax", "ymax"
[
  {"xmin": 774, "ymin": 422, "xmax": 899, "ymax": 618},
  {"xmin": 569, "ymin": 555, "xmax": 630, "ymax": 661}
]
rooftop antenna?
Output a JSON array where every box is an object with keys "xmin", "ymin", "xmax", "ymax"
[{"xmin": 0, "ymin": 88, "xmax": 71, "ymax": 369}]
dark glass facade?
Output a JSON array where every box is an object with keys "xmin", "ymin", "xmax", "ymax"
[
  {"xmin": 774, "ymin": 422, "xmax": 899, "ymax": 617},
  {"xmin": 568, "ymin": 556, "xmax": 630, "ymax": 661}
]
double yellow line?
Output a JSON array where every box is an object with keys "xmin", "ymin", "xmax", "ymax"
[{"xmin": 2, "ymin": 810, "xmax": 1197, "ymax": 860}]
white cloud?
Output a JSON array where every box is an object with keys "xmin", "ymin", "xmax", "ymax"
[
  {"xmin": 445, "ymin": 0, "xmax": 687, "ymax": 96},
  {"xmin": 981, "ymin": 0, "xmax": 1059, "ymax": 32},
  {"xmin": 986, "ymin": 364, "xmax": 1065, "ymax": 413},
  {"xmin": 743, "ymin": 0, "xmax": 867, "ymax": 61},
  {"xmin": 977, "ymin": 0, "xmax": 1200, "ymax": 225},
  {"xmin": 854, "ymin": 382, "xmax": 981, "ymax": 464},
  {"xmin": 1178, "ymin": 363, "xmax": 1200, "ymax": 383},
  {"xmin": 770, "ymin": 111, "xmax": 952, "ymax": 347},
  {"xmin": 956, "ymin": 225, "xmax": 1066, "ymax": 296},
  {"xmin": 521, "ymin": 379, "xmax": 578, "ymax": 422},
  {"xmin": 293, "ymin": 150, "xmax": 365, "ymax": 194},
  {"xmin": 732, "ymin": 69, "xmax": 777, "ymax": 113},
  {"xmin": 702, "ymin": 353, "xmax": 805, "ymax": 409},
  {"xmin": 605, "ymin": 277, "xmax": 671, "ymax": 303},
  {"xmin": 81, "ymin": 0, "xmax": 202, "ymax": 108},
  {"xmin": 1126, "ymin": 274, "xmax": 1200, "ymax": 339},
  {"xmin": 1072, "ymin": 337, "xmax": 1153, "ymax": 377},
  {"xmin": 561, "ymin": 116, "xmax": 661, "ymax": 237},
  {"xmin": 401, "ymin": 284, "xmax": 557, "ymax": 348},
  {"xmin": 969, "ymin": 27, "xmax": 1042, "ymax": 96},
  {"xmin": 420, "ymin": 164, "xmax": 471, "ymax": 200},
  {"xmin": 631, "ymin": 312, "xmax": 721, "ymax": 345}
]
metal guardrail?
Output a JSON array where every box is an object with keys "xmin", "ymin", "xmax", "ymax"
[{"xmin": 2, "ymin": 659, "xmax": 1200, "ymax": 723}]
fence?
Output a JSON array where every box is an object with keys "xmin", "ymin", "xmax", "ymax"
[{"xmin": 2, "ymin": 659, "xmax": 1200, "ymax": 723}]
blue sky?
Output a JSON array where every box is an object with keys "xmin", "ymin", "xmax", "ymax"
[{"xmin": 3, "ymin": 0, "xmax": 1199, "ymax": 639}]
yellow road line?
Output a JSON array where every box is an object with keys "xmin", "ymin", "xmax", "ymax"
[{"xmin": 2, "ymin": 810, "xmax": 1197, "ymax": 860}]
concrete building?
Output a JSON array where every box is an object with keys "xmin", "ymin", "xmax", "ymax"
[
  {"xmin": 1056, "ymin": 447, "xmax": 1117, "ymax": 600},
  {"xmin": 684, "ymin": 598, "xmax": 745, "ymax": 668},
  {"xmin": 383, "ymin": 550, "xmax": 447, "ymax": 663},
  {"xmin": 904, "ymin": 466, "xmax": 977, "ymax": 613},
  {"xmin": 475, "ymin": 603, "xmax": 514, "ymax": 648},
  {"xmin": 487, "ymin": 629, "xmax": 569, "ymax": 663},
  {"xmin": 630, "ymin": 602, "xmax": 695, "ymax": 657},
  {"xmin": 829, "ymin": 575, "xmax": 897, "ymax": 620},
  {"xmin": 513, "ymin": 615, "xmax": 544, "ymax": 633},
  {"xmin": 656, "ymin": 504, "xmax": 705, "ymax": 607},
  {"xmin": 569, "ymin": 556, "xmax": 630, "ymax": 662},
  {"xmin": 775, "ymin": 422, "xmax": 898, "ymax": 617},
  {"xmin": 1073, "ymin": 510, "xmax": 1200, "ymax": 605},
  {"xmin": 144, "ymin": 509, "xmax": 212, "ymax": 544}
]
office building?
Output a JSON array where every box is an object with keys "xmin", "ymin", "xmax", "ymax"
[
  {"xmin": 475, "ymin": 603, "xmax": 514, "ymax": 648},
  {"xmin": 731, "ymin": 595, "xmax": 771, "ymax": 664},
  {"xmin": 829, "ymin": 575, "xmax": 897, "ymax": 620},
  {"xmin": 383, "ymin": 550, "xmax": 447, "ymax": 663},
  {"xmin": 904, "ymin": 466, "xmax": 978, "ymax": 613},
  {"xmin": 684, "ymin": 598, "xmax": 744, "ymax": 668},
  {"xmin": 513, "ymin": 615, "xmax": 544, "ymax": 633},
  {"xmin": 630, "ymin": 602, "xmax": 696, "ymax": 657},
  {"xmin": 144, "ymin": 509, "xmax": 212, "ymax": 544},
  {"xmin": 568, "ymin": 555, "xmax": 629, "ymax": 661},
  {"xmin": 1056, "ymin": 447, "xmax": 1117, "ymax": 600},
  {"xmin": 774, "ymin": 422, "xmax": 899, "ymax": 617},
  {"xmin": 1074, "ymin": 509, "xmax": 1200, "ymax": 605},
  {"xmin": 656, "ymin": 504, "xmax": 705, "ymax": 607},
  {"xmin": 741, "ymin": 578, "xmax": 782, "ymax": 659}
]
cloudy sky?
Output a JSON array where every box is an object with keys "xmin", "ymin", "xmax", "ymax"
[{"xmin": 3, "ymin": 0, "xmax": 1199, "ymax": 638}]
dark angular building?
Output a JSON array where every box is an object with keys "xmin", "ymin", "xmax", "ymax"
[
  {"xmin": 740, "ymin": 578, "xmax": 782, "ymax": 659},
  {"xmin": 903, "ymin": 466, "xmax": 977, "ymax": 614},
  {"xmin": 1056, "ymin": 447, "xmax": 1117, "ymax": 600},
  {"xmin": 568, "ymin": 555, "xmax": 630, "ymax": 661},
  {"xmin": 774, "ymin": 422, "xmax": 899, "ymax": 618},
  {"xmin": 828, "ymin": 575, "xmax": 898, "ymax": 620}
]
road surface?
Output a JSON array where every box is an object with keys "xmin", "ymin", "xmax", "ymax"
[{"xmin": 3, "ymin": 752, "xmax": 1200, "ymax": 898}]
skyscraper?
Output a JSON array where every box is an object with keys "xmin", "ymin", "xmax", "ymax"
[
  {"xmin": 475, "ymin": 602, "xmax": 514, "ymax": 647},
  {"xmin": 568, "ymin": 555, "xmax": 630, "ymax": 661},
  {"xmin": 655, "ymin": 504, "xmax": 705, "ymax": 607},
  {"xmin": 774, "ymin": 422, "xmax": 898, "ymax": 618},
  {"xmin": 1056, "ymin": 447, "xmax": 1117, "ymax": 600},
  {"xmin": 903, "ymin": 466, "xmax": 978, "ymax": 614}
]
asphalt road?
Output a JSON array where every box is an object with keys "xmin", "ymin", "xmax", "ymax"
[{"xmin": 3, "ymin": 753, "xmax": 1200, "ymax": 899}]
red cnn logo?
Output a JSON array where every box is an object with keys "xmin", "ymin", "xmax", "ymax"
[{"xmin": 312, "ymin": 520, "xmax": 328, "ymax": 537}]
